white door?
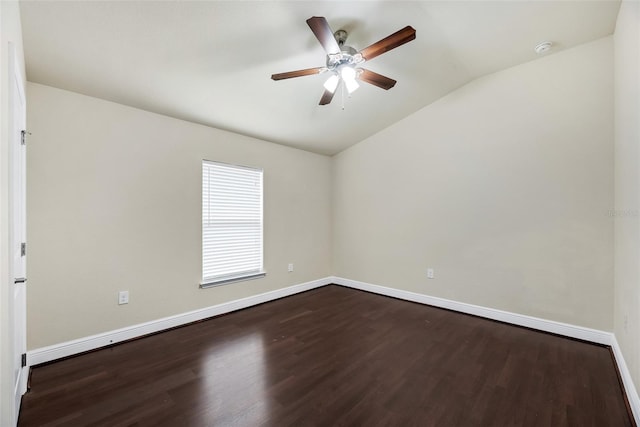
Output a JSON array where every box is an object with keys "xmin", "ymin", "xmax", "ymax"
[{"xmin": 9, "ymin": 42, "xmax": 28, "ymax": 418}]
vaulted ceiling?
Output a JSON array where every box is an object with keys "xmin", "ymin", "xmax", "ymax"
[{"xmin": 20, "ymin": 1, "xmax": 620, "ymax": 155}]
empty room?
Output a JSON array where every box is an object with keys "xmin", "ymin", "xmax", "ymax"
[{"xmin": 1, "ymin": 0, "xmax": 639, "ymax": 425}]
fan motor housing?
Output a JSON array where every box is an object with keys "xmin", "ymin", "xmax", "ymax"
[
  {"xmin": 325, "ymin": 29, "xmax": 363, "ymax": 70},
  {"xmin": 326, "ymin": 45, "xmax": 359, "ymax": 68}
]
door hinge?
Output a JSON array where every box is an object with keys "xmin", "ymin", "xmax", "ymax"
[
  {"xmin": 21, "ymin": 353, "xmax": 27, "ymax": 368},
  {"xmin": 21, "ymin": 130, "xmax": 28, "ymax": 145},
  {"xmin": 21, "ymin": 242, "xmax": 26, "ymax": 257}
]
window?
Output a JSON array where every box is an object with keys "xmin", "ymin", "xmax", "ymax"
[{"xmin": 201, "ymin": 160, "xmax": 264, "ymax": 287}]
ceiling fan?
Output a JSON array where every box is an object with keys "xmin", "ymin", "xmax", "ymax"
[{"xmin": 271, "ymin": 17, "xmax": 416, "ymax": 106}]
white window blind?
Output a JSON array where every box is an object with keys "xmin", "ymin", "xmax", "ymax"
[{"xmin": 202, "ymin": 160, "xmax": 264, "ymax": 287}]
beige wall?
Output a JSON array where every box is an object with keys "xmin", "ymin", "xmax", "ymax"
[
  {"xmin": 614, "ymin": 0, "xmax": 640, "ymax": 397},
  {"xmin": 1, "ymin": 1, "xmax": 26, "ymax": 425},
  {"xmin": 333, "ymin": 37, "xmax": 614, "ymax": 330},
  {"xmin": 26, "ymin": 83, "xmax": 332, "ymax": 349}
]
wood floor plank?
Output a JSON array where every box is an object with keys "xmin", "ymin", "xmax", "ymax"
[{"xmin": 18, "ymin": 285, "xmax": 635, "ymax": 426}]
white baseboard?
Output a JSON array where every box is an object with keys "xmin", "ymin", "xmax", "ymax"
[
  {"xmin": 611, "ymin": 335, "xmax": 640, "ymax": 424},
  {"xmin": 28, "ymin": 277, "xmax": 331, "ymax": 366},
  {"xmin": 330, "ymin": 277, "xmax": 612, "ymax": 345}
]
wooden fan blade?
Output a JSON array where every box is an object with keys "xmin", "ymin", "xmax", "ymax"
[
  {"xmin": 359, "ymin": 26, "xmax": 416, "ymax": 61},
  {"xmin": 306, "ymin": 16, "xmax": 341, "ymax": 55},
  {"xmin": 359, "ymin": 69, "xmax": 397, "ymax": 90},
  {"xmin": 271, "ymin": 67, "xmax": 325, "ymax": 80},
  {"xmin": 319, "ymin": 89, "xmax": 335, "ymax": 105}
]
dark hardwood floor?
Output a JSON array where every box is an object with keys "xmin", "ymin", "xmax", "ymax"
[{"xmin": 19, "ymin": 285, "xmax": 634, "ymax": 426}]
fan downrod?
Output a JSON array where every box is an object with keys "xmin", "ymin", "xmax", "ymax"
[{"xmin": 334, "ymin": 29, "xmax": 348, "ymax": 47}]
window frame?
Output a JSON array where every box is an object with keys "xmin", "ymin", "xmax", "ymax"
[{"xmin": 200, "ymin": 159, "xmax": 265, "ymax": 288}]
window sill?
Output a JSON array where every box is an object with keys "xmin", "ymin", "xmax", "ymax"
[{"xmin": 200, "ymin": 271, "xmax": 266, "ymax": 289}]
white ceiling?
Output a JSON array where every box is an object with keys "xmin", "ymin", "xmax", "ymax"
[{"xmin": 20, "ymin": 1, "xmax": 620, "ymax": 155}]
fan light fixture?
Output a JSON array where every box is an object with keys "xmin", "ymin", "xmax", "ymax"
[
  {"xmin": 324, "ymin": 66, "xmax": 360, "ymax": 95},
  {"xmin": 271, "ymin": 17, "xmax": 416, "ymax": 106}
]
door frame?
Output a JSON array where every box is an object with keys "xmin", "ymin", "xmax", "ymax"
[{"xmin": 8, "ymin": 40, "xmax": 28, "ymax": 422}]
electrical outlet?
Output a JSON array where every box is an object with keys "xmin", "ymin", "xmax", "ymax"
[
  {"xmin": 288, "ymin": 263, "xmax": 294, "ymax": 272},
  {"xmin": 427, "ymin": 268, "xmax": 434, "ymax": 279},
  {"xmin": 118, "ymin": 291, "xmax": 129, "ymax": 305}
]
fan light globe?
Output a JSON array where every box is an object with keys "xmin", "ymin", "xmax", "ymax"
[
  {"xmin": 323, "ymin": 74, "xmax": 340, "ymax": 93},
  {"xmin": 344, "ymin": 76, "xmax": 360, "ymax": 94},
  {"xmin": 340, "ymin": 66, "xmax": 356, "ymax": 81},
  {"xmin": 339, "ymin": 66, "xmax": 360, "ymax": 94}
]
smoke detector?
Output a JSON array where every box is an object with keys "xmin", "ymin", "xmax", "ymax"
[{"xmin": 534, "ymin": 41, "xmax": 553, "ymax": 54}]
